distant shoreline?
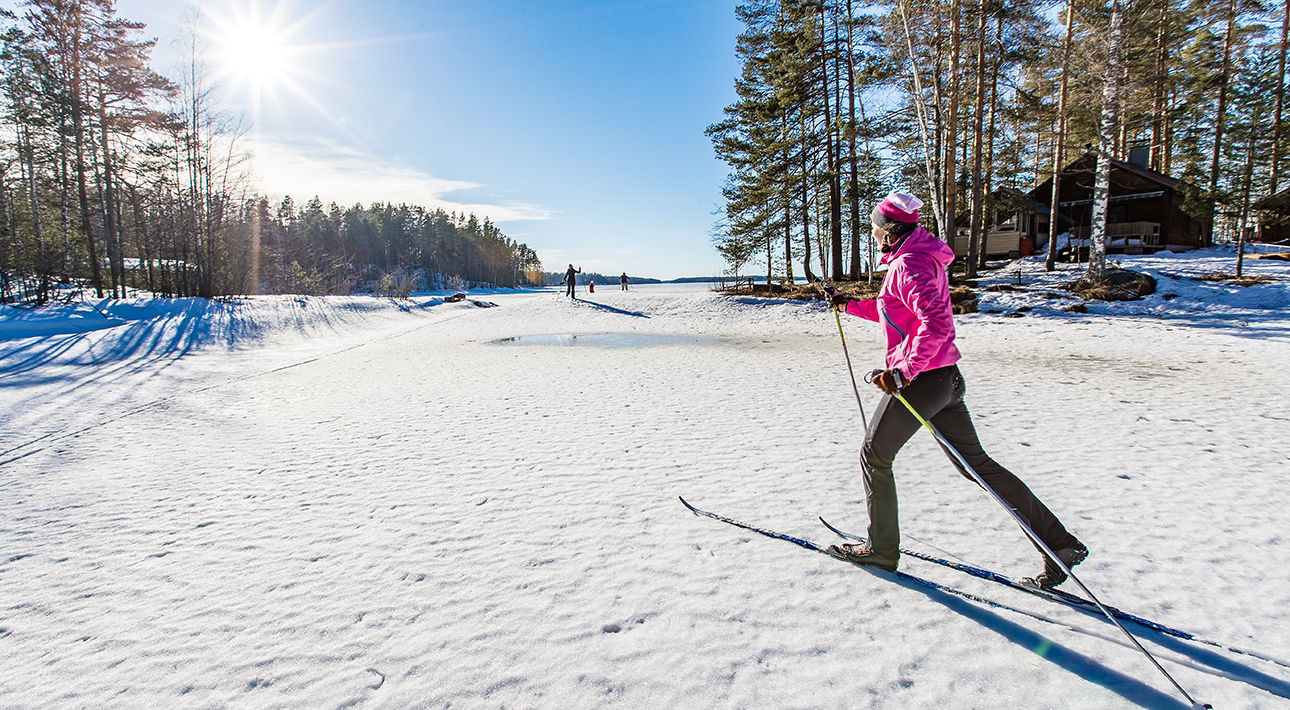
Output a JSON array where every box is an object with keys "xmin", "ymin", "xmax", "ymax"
[{"xmin": 634, "ymin": 276, "xmax": 812, "ymax": 284}]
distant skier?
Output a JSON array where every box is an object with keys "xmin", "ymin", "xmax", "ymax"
[
  {"xmin": 588, "ymin": 280, "xmax": 595, "ymax": 294},
  {"xmin": 620, "ymin": 272, "xmax": 629, "ymax": 290},
  {"xmin": 562, "ymin": 264, "xmax": 581, "ymax": 299},
  {"xmin": 828, "ymin": 192, "xmax": 1087, "ymax": 590}
]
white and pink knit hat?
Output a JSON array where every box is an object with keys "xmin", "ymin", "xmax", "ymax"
[{"xmin": 871, "ymin": 192, "xmax": 923, "ymax": 229}]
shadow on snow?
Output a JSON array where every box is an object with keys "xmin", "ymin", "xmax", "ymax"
[
  {"xmin": 882, "ymin": 569, "xmax": 1287, "ymax": 706},
  {"xmin": 569, "ymin": 299, "xmax": 650, "ymax": 318}
]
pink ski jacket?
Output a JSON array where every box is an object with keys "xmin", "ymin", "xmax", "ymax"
[{"xmin": 842, "ymin": 226, "xmax": 961, "ymax": 382}]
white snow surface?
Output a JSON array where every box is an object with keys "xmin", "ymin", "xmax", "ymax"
[{"xmin": 2, "ymin": 248, "xmax": 1289, "ymax": 709}]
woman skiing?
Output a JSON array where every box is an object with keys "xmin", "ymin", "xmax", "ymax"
[{"xmin": 830, "ymin": 192, "xmax": 1087, "ymax": 589}]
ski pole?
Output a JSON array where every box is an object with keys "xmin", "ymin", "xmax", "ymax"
[
  {"xmin": 825, "ymin": 284, "xmax": 867, "ymax": 430},
  {"xmin": 891, "ymin": 391, "xmax": 1210, "ymax": 710}
]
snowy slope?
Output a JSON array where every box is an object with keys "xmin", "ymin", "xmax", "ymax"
[{"xmin": 1, "ymin": 249, "xmax": 1288, "ymax": 709}]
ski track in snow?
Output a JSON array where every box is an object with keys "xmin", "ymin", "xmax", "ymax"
[{"xmin": 1, "ymin": 250, "xmax": 1289, "ymax": 709}]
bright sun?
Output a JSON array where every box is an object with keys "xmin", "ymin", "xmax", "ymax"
[
  {"xmin": 200, "ymin": 0, "xmax": 416, "ymax": 140},
  {"xmin": 207, "ymin": 2, "xmax": 299, "ymax": 95},
  {"xmin": 221, "ymin": 26, "xmax": 291, "ymax": 87},
  {"xmin": 204, "ymin": 0, "xmax": 316, "ymax": 119}
]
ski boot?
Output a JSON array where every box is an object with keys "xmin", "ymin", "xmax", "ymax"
[
  {"xmin": 1021, "ymin": 542, "xmax": 1088, "ymax": 590},
  {"xmin": 827, "ymin": 543, "xmax": 898, "ymax": 571}
]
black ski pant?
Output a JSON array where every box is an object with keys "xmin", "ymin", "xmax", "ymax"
[
  {"xmin": 566, "ymin": 281, "xmax": 576, "ymax": 298},
  {"xmin": 861, "ymin": 364, "xmax": 1080, "ymax": 562}
]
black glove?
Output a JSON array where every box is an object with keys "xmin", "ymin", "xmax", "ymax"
[
  {"xmin": 868, "ymin": 368, "xmax": 907, "ymax": 395},
  {"xmin": 823, "ymin": 284, "xmax": 849, "ymax": 310}
]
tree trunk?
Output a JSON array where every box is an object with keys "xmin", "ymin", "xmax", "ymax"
[
  {"xmin": 1237, "ymin": 106, "xmax": 1260, "ymax": 276},
  {"xmin": 1259, "ymin": 0, "xmax": 1290, "ymax": 244},
  {"xmin": 1089, "ymin": 0, "xmax": 1123, "ymax": 282},
  {"xmin": 95, "ymin": 94, "xmax": 123, "ymax": 299},
  {"xmin": 845, "ymin": 0, "xmax": 862, "ymax": 279},
  {"xmin": 784, "ymin": 179, "xmax": 794, "ymax": 285},
  {"xmin": 896, "ymin": 0, "xmax": 947, "ymax": 236},
  {"xmin": 947, "ymin": 0, "xmax": 961, "ymax": 249},
  {"xmin": 127, "ymin": 183, "xmax": 155, "ymax": 293},
  {"xmin": 1209, "ymin": 0, "xmax": 1238, "ymax": 244},
  {"xmin": 816, "ymin": 181, "xmax": 829, "ymax": 278},
  {"xmin": 1045, "ymin": 0, "xmax": 1074, "ymax": 273},
  {"xmin": 822, "ymin": 4, "xmax": 843, "ymax": 281},
  {"xmin": 1270, "ymin": 0, "xmax": 1289, "ymax": 194},
  {"xmin": 69, "ymin": 4, "xmax": 103, "ymax": 298},
  {"xmin": 967, "ymin": 0, "xmax": 987, "ymax": 279},
  {"xmin": 800, "ymin": 113, "xmax": 816, "ymax": 282},
  {"xmin": 978, "ymin": 15, "xmax": 1004, "ymax": 273},
  {"xmin": 758, "ymin": 231, "xmax": 768, "ymax": 291},
  {"xmin": 20, "ymin": 122, "xmax": 49, "ymax": 303},
  {"xmin": 59, "ymin": 118, "xmax": 71, "ymax": 277},
  {"xmin": 783, "ymin": 124, "xmax": 795, "ymax": 285},
  {"xmin": 1149, "ymin": 3, "xmax": 1169, "ymax": 171}
]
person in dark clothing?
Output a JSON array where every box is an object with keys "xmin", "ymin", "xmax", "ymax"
[
  {"xmin": 562, "ymin": 264, "xmax": 581, "ymax": 298},
  {"xmin": 829, "ymin": 192, "xmax": 1087, "ymax": 590},
  {"xmin": 620, "ymin": 272, "xmax": 629, "ymax": 290}
]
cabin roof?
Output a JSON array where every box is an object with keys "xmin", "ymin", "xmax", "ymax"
[
  {"xmin": 1029, "ymin": 152, "xmax": 1185, "ymax": 195},
  {"xmin": 1251, "ymin": 186, "xmax": 1290, "ymax": 212}
]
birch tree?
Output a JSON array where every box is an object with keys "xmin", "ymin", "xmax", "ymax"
[{"xmin": 1088, "ymin": 0, "xmax": 1124, "ymax": 282}]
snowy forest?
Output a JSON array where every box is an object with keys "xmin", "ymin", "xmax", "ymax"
[
  {"xmin": 709, "ymin": 0, "xmax": 1290, "ymax": 282},
  {"xmin": 0, "ymin": 1, "xmax": 545, "ymax": 305}
]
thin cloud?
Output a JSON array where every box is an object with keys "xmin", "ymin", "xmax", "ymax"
[{"xmin": 249, "ymin": 135, "xmax": 556, "ymax": 222}]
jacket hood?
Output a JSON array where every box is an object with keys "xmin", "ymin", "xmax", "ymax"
[{"xmin": 881, "ymin": 226, "xmax": 955, "ymax": 268}]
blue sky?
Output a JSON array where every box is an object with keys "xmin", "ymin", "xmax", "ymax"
[{"xmin": 93, "ymin": 0, "xmax": 745, "ymax": 279}]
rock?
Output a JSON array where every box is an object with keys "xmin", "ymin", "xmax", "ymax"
[
  {"xmin": 1105, "ymin": 268, "xmax": 1157, "ymax": 296},
  {"xmin": 950, "ymin": 285, "xmax": 977, "ymax": 303}
]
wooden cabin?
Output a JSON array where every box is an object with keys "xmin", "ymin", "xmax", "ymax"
[
  {"xmin": 952, "ymin": 188, "xmax": 1048, "ymax": 259},
  {"xmin": 1026, "ymin": 153, "xmax": 1211, "ymax": 255},
  {"xmin": 1251, "ymin": 188, "xmax": 1290, "ymax": 246}
]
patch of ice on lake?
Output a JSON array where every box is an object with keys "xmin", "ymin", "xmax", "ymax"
[{"xmin": 490, "ymin": 332, "xmax": 732, "ymax": 348}]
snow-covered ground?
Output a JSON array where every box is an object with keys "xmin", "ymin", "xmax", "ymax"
[{"xmin": 1, "ymin": 247, "xmax": 1288, "ymax": 709}]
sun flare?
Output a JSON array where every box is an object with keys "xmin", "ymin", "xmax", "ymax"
[
  {"xmin": 221, "ymin": 26, "xmax": 291, "ymax": 87},
  {"xmin": 201, "ymin": 0, "xmax": 422, "ymax": 142},
  {"xmin": 207, "ymin": 1, "xmax": 301, "ymax": 97}
]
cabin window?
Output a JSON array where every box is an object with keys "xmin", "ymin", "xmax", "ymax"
[{"xmin": 1108, "ymin": 205, "xmax": 1128, "ymax": 224}]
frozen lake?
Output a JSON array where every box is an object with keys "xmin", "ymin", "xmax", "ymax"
[{"xmin": 1, "ymin": 249, "xmax": 1288, "ymax": 709}]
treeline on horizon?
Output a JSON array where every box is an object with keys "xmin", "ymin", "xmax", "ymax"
[
  {"xmin": 540, "ymin": 270, "xmax": 663, "ymax": 286},
  {"xmin": 711, "ymin": 0, "xmax": 1290, "ymax": 283},
  {"xmin": 0, "ymin": 0, "xmax": 543, "ymax": 306}
]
